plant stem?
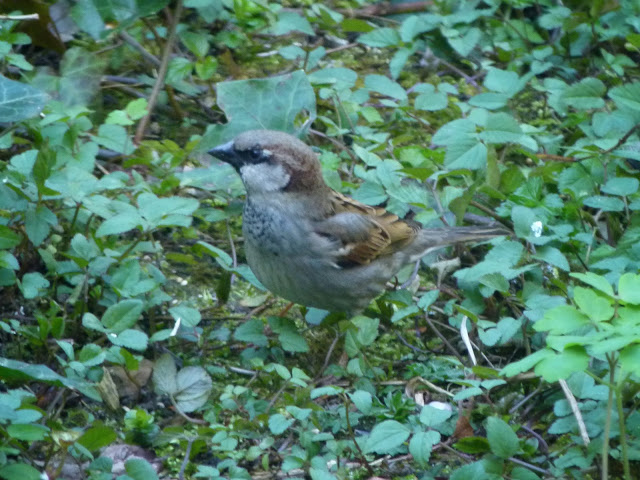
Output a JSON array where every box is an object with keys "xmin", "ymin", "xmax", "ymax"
[{"xmin": 616, "ymin": 373, "xmax": 631, "ymax": 479}]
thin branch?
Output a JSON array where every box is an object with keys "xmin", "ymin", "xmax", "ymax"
[
  {"xmin": 134, "ymin": 0, "xmax": 184, "ymax": 144},
  {"xmin": 559, "ymin": 379, "xmax": 590, "ymax": 446}
]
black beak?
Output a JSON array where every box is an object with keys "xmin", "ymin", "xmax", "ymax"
[{"xmin": 208, "ymin": 140, "xmax": 241, "ymax": 169}]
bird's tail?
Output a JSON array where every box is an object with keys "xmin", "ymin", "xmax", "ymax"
[{"xmin": 405, "ymin": 225, "xmax": 510, "ymax": 262}]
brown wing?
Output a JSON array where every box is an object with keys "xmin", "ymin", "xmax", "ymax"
[{"xmin": 327, "ymin": 190, "xmax": 420, "ymax": 266}]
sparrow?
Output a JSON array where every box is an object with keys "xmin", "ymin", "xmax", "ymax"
[{"xmin": 209, "ymin": 130, "xmax": 508, "ymax": 312}]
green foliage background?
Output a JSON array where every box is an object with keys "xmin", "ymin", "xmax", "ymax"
[{"xmin": 1, "ymin": 0, "xmax": 640, "ymax": 479}]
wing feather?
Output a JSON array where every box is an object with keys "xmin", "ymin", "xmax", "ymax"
[{"xmin": 314, "ymin": 190, "xmax": 419, "ymax": 267}]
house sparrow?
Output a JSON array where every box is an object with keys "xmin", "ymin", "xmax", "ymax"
[{"xmin": 209, "ymin": 130, "xmax": 508, "ymax": 312}]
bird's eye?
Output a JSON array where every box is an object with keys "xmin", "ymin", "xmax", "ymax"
[{"xmin": 249, "ymin": 147, "xmax": 261, "ymax": 160}]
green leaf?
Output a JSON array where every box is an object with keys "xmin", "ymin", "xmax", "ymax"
[
  {"xmin": 573, "ymin": 287, "xmax": 614, "ymax": 322},
  {"xmin": 0, "ymin": 74, "xmax": 47, "ymax": 122},
  {"xmin": 19, "ymin": 272, "xmax": 49, "ymax": 299},
  {"xmin": 96, "ymin": 211, "xmax": 142, "ymax": 236},
  {"xmin": 7, "ymin": 423, "xmax": 49, "ymax": 441},
  {"xmin": 271, "ymin": 11, "xmax": 314, "ymax": 35},
  {"xmin": 0, "ymin": 225, "xmax": 21, "ymax": 249},
  {"xmin": 0, "ymin": 357, "xmax": 93, "ymax": 395},
  {"xmin": 234, "ymin": 319, "xmax": 268, "ymax": 346},
  {"xmin": 25, "ymin": 206, "xmax": 57, "ymax": 246},
  {"xmin": 174, "ymin": 366, "xmax": 213, "ymax": 412},
  {"xmin": 77, "ymin": 425, "xmax": 117, "ymax": 451},
  {"xmin": 500, "ymin": 348, "xmax": 554, "ymax": 377},
  {"xmin": 415, "ymin": 84, "xmax": 448, "ymax": 111},
  {"xmin": 152, "ymin": 353, "xmax": 178, "ymax": 396},
  {"xmin": 419, "ymin": 405, "xmax": 453, "ymax": 427},
  {"xmin": 486, "ymin": 417, "xmax": 519, "ymax": 458},
  {"xmin": 199, "ymin": 71, "xmax": 316, "ymax": 148},
  {"xmin": 364, "ymin": 420, "xmax": 410, "ymax": 453},
  {"xmin": 483, "ymin": 68, "xmax": 523, "ymax": 95},
  {"xmin": 559, "ymin": 77, "xmax": 606, "ymax": 110},
  {"xmin": 269, "ymin": 413, "xmax": 295, "ymax": 434},
  {"xmin": 358, "ymin": 27, "xmax": 401, "ymax": 47},
  {"xmin": 409, "ymin": 430, "xmax": 440, "ymax": 465},
  {"xmin": 534, "ymin": 346, "xmax": 589, "ymax": 382},
  {"xmin": 479, "ymin": 112, "xmax": 523, "ymax": 144},
  {"xmin": 349, "ymin": 390, "xmax": 372, "ymax": 414},
  {"xmin": 609, "ymin": 82, "xmax": 640, "ymax": 111},
  {"xmin": 620, "ymin": 344, "xmax": 640, "ymax": 376},
  {"xmin": 125, "ymin": 458, "xmax": 159, "ymax": 480},
  {"xmin": 453, "ymin": 436, "xmax": 490, "ymax": 454},
  {"xmin": 619, "ymin": 273, "xmax": 640, "ymax": 305},
  {"xmin": 533, "ymin": 246, "xmax": 569, "ymax": 271},
  {"xmin": 570, "ymin": 272, "xmax": 614, "ymax": 297},
  {"xmin": 583, "ymin": 195, "xmax": 625, "ymax": 212},
  {"xmin": 601, "ymin": 177, "xmax": 639, "ymax": 196},
  {"xmin": 0, "ymin": 463, "xmax": 41, "ymax": 480},
  {"xmin": 534, "ymin": 305, "xmax": 590, "ymax": 334},
  {"xmin": 445, "ymin": 138, "xmax": 487, "ymax": 170},
  {"xmin": 364, "ymin": 74, "xmax": 407, "ymax": 102},
  {"xmin": 101, "ymin": 299, "xmax": 144, "ymax": 333},
  {"xmin": 93, "ymin": 124, "xmax": 134, "ymax": 154},
  {"xmin": 110, "ymin": 329, "xmax": 149, "ymax": 351}
]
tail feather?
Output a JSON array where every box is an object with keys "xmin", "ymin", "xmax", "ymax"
[{"xmin": 405, "ymin": 225, "xmax": 510, "ymax": 262}]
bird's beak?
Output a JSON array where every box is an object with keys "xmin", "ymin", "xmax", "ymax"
[{"xmin": 208, "ymin": 140, "xmax": 241, "ymax": 168}]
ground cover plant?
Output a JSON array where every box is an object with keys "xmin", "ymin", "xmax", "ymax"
[{"xmin": 1, "ymin": 0, "xmax": 640, "ymax": 479}]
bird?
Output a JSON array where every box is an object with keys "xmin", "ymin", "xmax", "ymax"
[{"xmin": 209, "ymin": 130, "xmax": 509, "ymax": 312}]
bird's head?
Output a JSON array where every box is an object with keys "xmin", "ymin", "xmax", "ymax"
[{"xmin": 209, "ymin": 130, "xmax": 325, "ymax": 195}]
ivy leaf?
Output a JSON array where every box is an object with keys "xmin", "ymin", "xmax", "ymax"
[{"xmin": 0, "ymin": 75, "xmax": 47, "ymax": 122}]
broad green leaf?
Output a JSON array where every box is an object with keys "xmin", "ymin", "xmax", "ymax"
[
  {"xmin": 349, "ymin": 390, "xmax": 372, "ymax": 414},
  {"xmin": 570, "ymin": 272, "xmax": 614, "ymax": 297},
  {"xmin": 96, "ymin": 211, "xmax": 142, "ymax": 236},
  {"xmin": 620, "ymin": 344, "xmax": 640, "ymax": 375},
  {"xmin": 364, "ymin": 420, "xmax": 410, "ymax": 453},
  {"xmin": 409, "ymin": 430, "xmax": 440, "ymax": 465},
  {"xmin": 559, "ymin": 77, "xmax": 605, "ymax": 110},
  {"xmin": 0, "ymin": 75, "xmax": 47, "ymax": 122},
  {"xmin": 7, "ymin": 423, "xmax": 49, "ymax": 441},
  {"xmin": 25, "ymin": 205, "xmax": 57, "ymax": 246},
  {"xmin": 479, "ymin": 113, "xmax": 523, "ymax": 144},
  {"xmin": 609, "ymin": 82, "xmax": 640, "ymax": 111},
  {"xmin": 101, "ymin": 299, "xmax": 144, "ymax": 333},
  {"xmin": 533, "ymin": 246, "xmax": 569, "ymax": 271},
  {"xmin": 534, "ymin": 346, "xmax": 589, "ymax": 381},
  {"xmin": 619, "ymin": 273, "xmax": 640, "ymax": 305},
  {"xmin": 125, "ymin": 458, "xmax": 159, "ymax": 480},
  {"xmin": 483, "ymin": 68, "xmax": 523, "ymax": 95},
  {"xmin": 419, "ymin": 405, "xmax": 453, "ymax": 427},
  {"xmin": 19, "ymin": 272, "xmax": 49, "ymax": 299},
  {"xmin": 500, "ymin": 348, "xmax": 554, "ymax": 377},
  {"xmin": 269, "ymin": 413, "xmax": 295, "ymax": 434},
  {"xmin": 0, "ymin": 463, "xmax": 41, "ymax": 480},
  {"xmin": 534, "ymin": 305, "xmax": 590, "ymax": 334},
  {"xmin": 358, "ymin": 27, "xmax": 401, "ymax": 47},
  {"xmin": 270, "ymin": 11, "xmax": 314, "ymax": 35},
  {"xmin": 153, "ymin": 353, "xmax": 178, "ymax": 395},
  {"xmin": 364, "ymin": 74, "xmax": 407, "ymax": 102},
  {"xmin": 583, "ymin": 195, "xmax": 625, "ymax": 212},
  {"xmin": 486, "ymin": 417, "xmax": 519, "ymax": 458},
  {"xmin": 573, "ymin": 287, "xmax": 614, "ymax": 322},
  {"xmin": 234, "ymin": 319, "xmax": 268, "ymax": 346},
  {"xmin": 110, "ymin": 329, "xmax": 149, "ymax": 351},
  {"xmin": 77, "ymin": 425, "xmax": 117, "ymax": 451},
  {"xmin": 0, "ymin": 225, "xmax": 21, "ymax": 249},
  {"xmin": 175, "ymin": 366, "xmax": 212, "ymax": 412},
  {"xmin": 199, "ymin": 71, "xmax": 316, "ymax": 148},
  {"xmin": 601, "ymin": 177, "xmax": 639, "ymax": 196}
]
